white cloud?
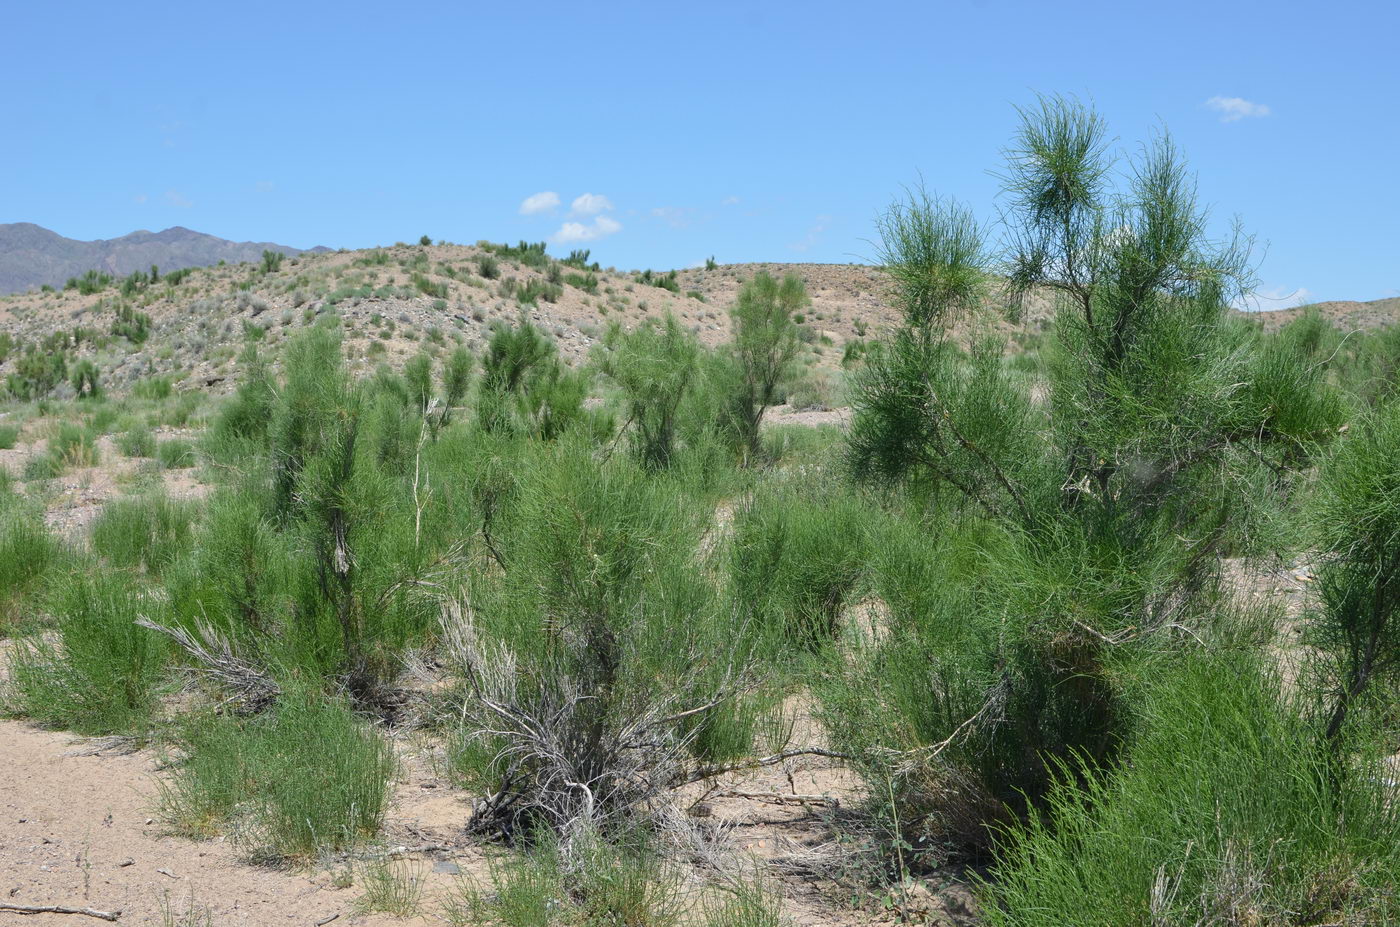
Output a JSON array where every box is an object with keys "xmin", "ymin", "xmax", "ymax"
[
  {"xmin": 133, "ymin": 193, "xmax": 148, "ymax": 205},
  {"xmin": 553, "ymin": 215, "xmax": 622, "ymax": 244},
  {"xmin": 1205, "ymin": 96, "xmax": 1271, "ymax": 123},
  {"xmin": 570, "ymin": 193, "xmax": 614, "ymax": 216},
  {"xmin": 1235, "ymin": 284, "xmax": 1312, "ymax": 313},
  {"xmin": 721, "ymin": 195, "xmax": 741, "ymax": 206},
  {"xmin": 254, "ymin": 180, "xmax": 275, "ymax": 193},
  {"xmin": 789, "ymin": 215, "xmax": 832, "ymax": 253},
  {"xmin": 519, "ymin": 191, "xmax": 561, "ymax": 215},
  {"xmin": 164, "ymin": 190, "xmax": 193, "ymax": 208}
]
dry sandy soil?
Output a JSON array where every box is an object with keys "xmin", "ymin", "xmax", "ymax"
[{"xmin": 0, "ymin": 702, "xmax": 973, "ymax": 927}]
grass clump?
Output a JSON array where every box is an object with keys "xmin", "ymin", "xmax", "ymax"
[
  {"xmin": 157, "ymin": 438, "xmax": 197, "ymax": 469},
  {"xmin": 116, "ymin": 424, "xmax": 157, "ymax": 457},
  {"xmin": 443, "ymin": 833, "xmax": 685, "ymax": 927},
  {"xmin": 355, "ymin": 859, "xmax": 425, "ymax": 916},
  {"xmin": 729, "ymin": 486, "xmax": 872, "ymax": 651},
  {"xmin": 5, "ymin": 571, "xmax": 167, "ymax": 735},
  {"xmin": 158, "ymin": 693, "xmax": 395, "ymax": 859},
  {"xmin": 91, "ymin": 492, "xmax": 197, "ymax": 575},
  {"xmin": 0, "ymin": 504, "xmax": 60, "ymax": 632},
  {"xmin": 982, "ymin": 652, "xmax": 1400, "ymax": 925},
  {"xmin": 0, "ymin": 423, "xmax": 19, "ymax": 449}
]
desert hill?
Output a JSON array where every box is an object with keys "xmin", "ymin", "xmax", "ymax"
[
  {"xmin": 1244, "ymin": 296, "xmax": 1400, "ymax": 333},
  {"xmin": 0, "ymin": 222, "xmax": 324, "ymax": 295},
  {"xmin": 0, "ymin": 238, "xmax": 1393, "ymax": 401}
]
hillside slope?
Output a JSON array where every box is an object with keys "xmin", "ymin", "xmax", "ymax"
[{"xmin": 0, "ymin": 240, "xmax": 1392, "ymax": 401}]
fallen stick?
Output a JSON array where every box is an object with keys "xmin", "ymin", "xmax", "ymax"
[
  {"xmin": 313, "ymin": 915, "xmax": 340, "ymax": 926},
  {"xmin": 711, "ymin": 789, "xmax": 840, "ymax": 807},
  {"xmin": 0, "ymin": 903, "xmax": 122, "ymax": 921}
]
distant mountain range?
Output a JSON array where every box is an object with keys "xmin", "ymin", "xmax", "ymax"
[{"xmin": 0, "ymin": 223, "xmax": 330, "ymax": 294}]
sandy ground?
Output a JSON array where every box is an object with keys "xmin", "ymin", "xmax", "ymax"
[{"xmin": 0, "ymin": 710, "xmax": 961, "ymax": 927}]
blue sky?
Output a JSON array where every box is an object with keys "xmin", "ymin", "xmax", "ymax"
[{"xmin": 3, "ymin": 0, "xmax": 1396, "ymax": 305}]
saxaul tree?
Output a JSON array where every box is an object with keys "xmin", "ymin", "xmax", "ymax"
[
  {"xmin": 833, "ymin": 95, "xmax": 1320, "ymax": 859},
  {"xmin": 727, "ymin": 271, "xmax": 806, "ymax": 461}
]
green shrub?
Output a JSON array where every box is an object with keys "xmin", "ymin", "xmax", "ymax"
[
  {"xmin": 1309, "ymin": 401, "xmax": 1400, "ymax": 741},
  {"xmin": 6, "ymin": 347, "xmax": 68, "ymax": 400},
  {"xmin": 982, "ymin": 652, "xmax": 1400, "ymax": 926},
  {"xmin": 726, "ymin": 271, "xmax": 806, "ymax": 459},
  {"xmin": 597, "ymin": 315, "xmax": 700, "ymax": 469},
  {"xmin": 411, "ymin": 272, "xmax": 448, "ymax": 299},
  {"xmin": 70, "ymin": 359, "xmax": 101, "ymax": 399},
  {"xmin": 443, "ymin": 833, "xmax": 684, "ymax": 927},
  {"xmin": 158, "ymin": 693, "xmax": 395, "ymax": 859},
  {"xmin": 0, "ymin": 506, "xmax": 59, "ymax": 631},
  {"xmin": 5, "ymin": 571, "xmax": 167, "ymax": 735},
  {"xmin": 730, "ymin": 486, "xmax": 872, "ymax": 650},
  {"xmin": 116, "ymin": 424, "xmax": 156, "ymax": 457},
  {"xmin": 157, "ymin": 438, "xmax": 197, "ymax": 469},
  {"xmin": 66, "ymin": 269, "xmax": 113, "ymax": 294},
  {"xmin": 444, "ymin": 443, "xmax": 762, "ymax": 839},
  {"xmin": 0, "ymin": 424, "xmax": 18, "ymax": 449},
  {"xmin": 475, "ymin": 254, "xmax": 500, "ymax": 279},
  {"xmin": 27, "ymin": 421, "xmax": 100, "ymax": 477},
  {"xmin": 91, "ymin": 493, "xmax": 197, "ymax": 575},
  {"xmin": 111, "ymin": 304, "xmax": 152, "ymax": 344}
]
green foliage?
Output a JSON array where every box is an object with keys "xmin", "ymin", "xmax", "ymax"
[
  {"xmin": 705, "ymin": 256, "xmax": 718, "ymax": 271},
  {"xmin": 6, "ymin": 571, "xmax": 167, "ymax": 735},
  {"xmin": 69, "ymin": 358, "xmax": 101, "ymax": 399},
  {"xmin": 832, "ymin": 99, "xmax": 1306, "ymax": 880},
  {"xmin": 111, "ymin": 304, "xmax": 152, "ymax": 343},
  {"xmin": 1309, "ymin": 402, "xmax": 1400, "ymax": 741},
  {"xmin": 445, "ymin": 444, "xmax": 761, "ymax": 837},
  {"xmin": 355, "ymin": 859, "xmax": 424, "ymax": 916},
  {"xmin": 412, "ymin": 272, "xmax": 449, "ymax": 299},
  {"xmin": 441, "ymin": 347, "xmax": 473, "ymax": 418},
  {"xmin": 158, "ymin": 693, "xmax": 395, "ymax": 859},
  {"xmin": 564, "ymin": 270, "xmax": 599, "ymax": 293},
  {"xmin": 982, "ymin": 652, "xmax": 1400, "ymax": 926},
  {"xmin": 0, "ymin": 504, "xmax": 59, "ymax": 631},
  {"xmin": 475, "ymin": 253, "xmax": 501, "ymax": 279},
  {"xmin": 26, "ymin": 421, "xmax": 100, "ymax": 478},
  {"xmin": 726, "ymin": 271, "xmax": 807, "ymax": 459},
  {"xmin": 157, "ymin": 439, "xmax": 197, "ymax": 469},
  {"xmin": 91, "ymin": 492, "xmax": 197, "ymax": 575},
  {"xmin": 597, "ymin": 315, "xmax": 700, "ymax": 469},
  {"xmin": 260, "ymin": 249, "xmax": 284, "ymax": 274},
  {"xmin": 0, "ymin": 424, "xmax": 18, "ymax": 450},
  {"xmin": 117, "ymin": 423, "xmax": 157, "ymax": 459},
  {"xmin": 6, "ymin": 346, "xmax": 68, "ymax": 400},
  {"xmin": 131, "ymin": 374, "xmax": 174, "ymax": 400},
  {"xmin": 66, "ymin": 269, "xmax": 113, "ymax": 294},
  {"xmin": 476, "ymin": 318, "xmax": 602, "ymax": 439},
  {"xmin": 443, "ymin": 834, "xmax": 684, "ymax": 927},
  {"xmin": 514, "ymin": 278, "xmax": 562, "ymax": 306},
  {"xmin": 207, "ymin": 344, "xmax": 275, "ymax": 454},
  {"xmin": 638, "ymin": 268, "xmax": 680, "ymax": 292},
  {"xmin": 483, "ymin": 239, "xmax": 550, "ymax": 268},
  {"xmin": 705, "ymin": 879, "xmax": 785, "ymax": 927},
  {"xmin": 404, "ymin": 352, "xmax": 434, "ymax": 414},
  {"xmin": 730, "ymin": 486, "xmax": 872, "ymax": 649}
]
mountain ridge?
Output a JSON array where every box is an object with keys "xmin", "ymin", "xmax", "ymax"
[{"xmin": 0, "ymin": 222, "xmax": 329, "ymax": 294}]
